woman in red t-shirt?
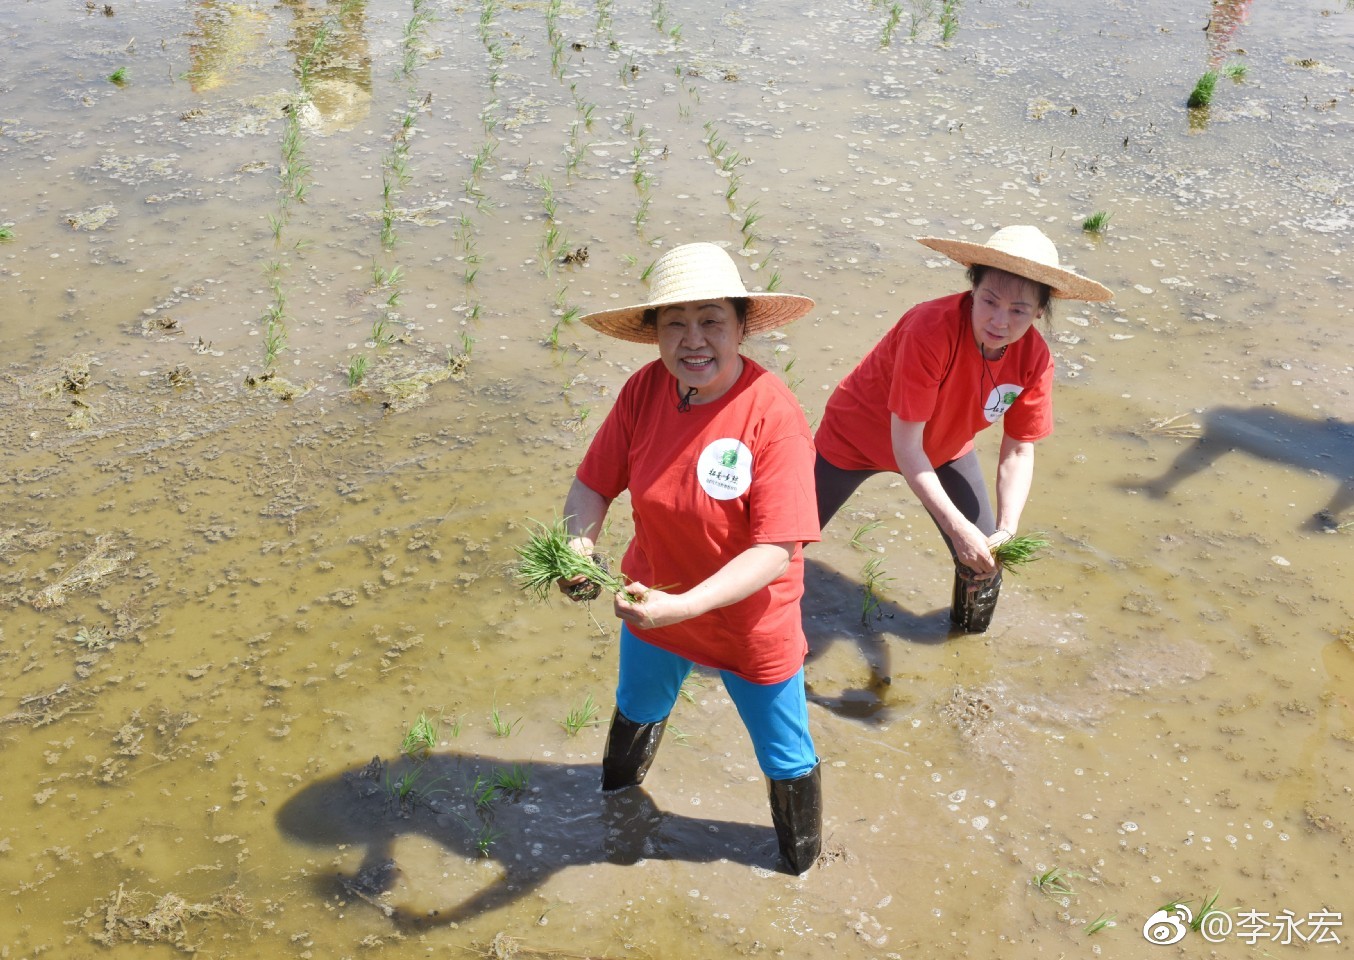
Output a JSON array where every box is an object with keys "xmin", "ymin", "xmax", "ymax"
[
  {"xmin": 557, "ymin": 242, "xmax": 823, "ymax": 874},
  {"xmin": 814, "ymin": 226, "xmax": 1112, "ymax": 632}
]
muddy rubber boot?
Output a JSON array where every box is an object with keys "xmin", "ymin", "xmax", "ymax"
[
  {"xmin": 950, "ymin": 563, "xmax": 1002, "ymax": 633},
  {"xmin": 768, "ymin": 763, "xmax": 822, "ymax": 875},
  {"xmin": 601, "ymin": 709, "xmax": 666, "ymax": 793}
]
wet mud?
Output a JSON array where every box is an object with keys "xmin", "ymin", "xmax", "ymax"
[{"xmin": 2, "ymin": 0, "xmax": 1352, "ymax": 958}]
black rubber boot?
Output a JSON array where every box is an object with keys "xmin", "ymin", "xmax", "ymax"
[
  {"xmin": 950, "ymin": 563, "xmax": 1002, "ymax": 633},
  {"xmin": 601, "ymin": 709, "xmax": 666, "ymax": 793},
  {"xmin": 768, "ymin": 763, "xmax": 822, "ymax": 875}
]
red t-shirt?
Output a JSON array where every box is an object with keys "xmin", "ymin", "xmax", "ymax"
[
  {"xmin": 577, "ymin": 357, "xmax": 819, "ymax": 684},
  {"xmin": 815, "ymin": 292, "xmax": 1054, "ymax": 471}
]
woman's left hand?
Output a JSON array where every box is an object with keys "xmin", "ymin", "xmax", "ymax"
[{"xmin": 613, "ymin": 582, "xmax": 695, "ymax": 629}]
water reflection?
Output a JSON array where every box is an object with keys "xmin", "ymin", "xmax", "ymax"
[
  {"xmin": 188, "ymin": 0, "xmax": 269, "ymax": 92},
  {"xmin": 282, "ymin": 0, "xmax": 373, "ymax": 131},
  {"xmin": 1205, "ymin": 0, "xmax": 1253, "ymax": 68}
]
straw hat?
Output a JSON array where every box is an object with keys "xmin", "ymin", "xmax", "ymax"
[
  {"xmin": 580, "ymin": 242, "xmax": 815, "ymax": 344},
  {"xmin": 916, "ymin": 225, "xmax": 1113, "ymax": 302}
]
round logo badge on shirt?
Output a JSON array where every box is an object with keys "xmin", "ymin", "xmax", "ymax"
[
  {"xmin": 983, "ymin": 383, "xmax": 1024, "ymax": 423},
  {"xmin": 696, "ymin": 439, "xmax": 753, "ymax": 500}
]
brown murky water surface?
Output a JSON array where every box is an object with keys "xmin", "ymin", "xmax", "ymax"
[{"xmin": 2, "ymin": 0, "xmax": 1352, "ymax": 957}]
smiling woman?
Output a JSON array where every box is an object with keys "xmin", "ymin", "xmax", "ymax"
[
  {"xmin": 649, "ymin": 297, "xmax": 748, "ymax": 407},
  {"xmin": 812, "ymin": 225, "xmax": 1112, "ymax": 632},
  {"xmin": 552, "ymin": 242, "xmax": 825, "ymax": 875}
]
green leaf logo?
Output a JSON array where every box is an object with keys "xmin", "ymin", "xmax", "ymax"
[
  {"xmin": 1002, "ymin": 390, "xmax": 1018, "ymax": 406},
  {"xmin": 720, "ymin": 448, "xmax": 739, "ymax": 468}
]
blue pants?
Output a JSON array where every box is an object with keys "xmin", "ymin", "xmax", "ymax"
[{"xmin": 615, "ymin": 624, "xmax": 818, "ymax": 781}]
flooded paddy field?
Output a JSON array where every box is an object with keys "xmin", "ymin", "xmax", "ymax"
[{"xmin": 1, "ymin": 0, "xmax": 1351, "ymax": 957}]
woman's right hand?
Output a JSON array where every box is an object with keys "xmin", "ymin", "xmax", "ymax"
[
  {"xmin": 555, "ymin": 536, "xmax": 595, "ymax": 599},
  {"xmin": 951, "ymin": 520, "xmax": 998, "ymax": 577}
]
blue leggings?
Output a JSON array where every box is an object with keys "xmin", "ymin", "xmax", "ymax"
[{"xmin": 615, "ymin": 624, "xmax": 818, "ymax": 781}]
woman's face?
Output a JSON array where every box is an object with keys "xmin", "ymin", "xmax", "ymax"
[
  {"xmin": 970, "ymin": 269, "xmax": 1046, "ymax": 356},
  {"xmin": 655, "ymin": 298, "xmax": 745, "ymax": 403}
]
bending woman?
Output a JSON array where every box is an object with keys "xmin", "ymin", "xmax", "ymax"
[
  {"xmin": 558, "ymin": 242, "xmax": 823, "ymax": 874},
  {"xmin": 814, "ymin": 225, "xmax": 1112, "ymax": 632}
]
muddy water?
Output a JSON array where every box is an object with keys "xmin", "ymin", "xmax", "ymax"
[{"xmin": 2, "ymin": 0, "xmax": 1351, "ymax": 956}]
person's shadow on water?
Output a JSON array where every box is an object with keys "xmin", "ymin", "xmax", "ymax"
[
  {"xmin": 275, "ymin": 753, "xmax": 775, "ymax": 928},
  {"xmin": 801, "ymin": 557, "xmax": 955, "ymax": 723},
  {"xmin": 1122, "ymin": 406, "xmax": 1354, "ymax": 530}
]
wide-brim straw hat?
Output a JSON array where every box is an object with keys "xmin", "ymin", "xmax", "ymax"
[
  {"xmin": 580, "ymin": 242, "xmax": 815, "ymax": 344},
  {"xmin": 916, "ymin": 225, "xmax": 1113, "ymax": 302}
]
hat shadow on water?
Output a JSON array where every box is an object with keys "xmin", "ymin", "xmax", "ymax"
[{"xmin": 276, "ymin": 753, "xmax": 775, "ymax": 928}]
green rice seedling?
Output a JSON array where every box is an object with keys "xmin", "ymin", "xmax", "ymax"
[
  {"xmin": 1082, "ymin": 210, "xmax": 1112, "ymax": 233},
  {"xmin": 640, "ymin": 259, "xmax": 656, "ymax": 283},
  {"xmin": 860, "ymin": 556, "xmax": 891, "ymax": 623},
  {"xmin": 108, "ymin": 66, "xmax": 128, "ymax": 85},
  {"xmin": 724, "ymin": 177, "xmax": 740, "ymax": 202},
  {"xmin": 263, "ymin": 320, "xmax": 287, "ymax": 368},
  {"xmin": 464, "ymin": 266, "xmax": 479, "ymax": 285},
  {"xmin": 766, "ymin": 270, "xmax": 783, "ymax": 292},
  {"xmin": 1224, "ymin": 62, "xmax": 1247, "ymax": 81},
  {"xmin": 939, "ymin": 0, "xmax": 960, "ymax": 42},
  {"xmin": 385, "ymin": 765, "xmax": 445, "ymax": 807},
  {"xmin": 470, "ymin": 773, "xmax": 499, "ymax": 810},
  {"xmin": 385, "ymin": 289, "xmax": 402, "ymax": 308},
  {"xmin": 489, "ymin": 699, "xmax": 519, "ymax": 738},
  {"xmin": 370, "ymin": 316, "xmax": 394, "ymax": 346},
  {"xmin": 401, "ymin": 712, "xmax": 440, "ymax": 759},
  {"xmin": 1191, "ymin": 890, "xmax": 1227, "ymax": 931},
  {"xmin": 849, "ymin": 520, "xmax": 883, "ymax": 549},
  {"xmin": 347, "ymin": 354, "xmax": 370, "ymax": 387},
  {"xmin": 560, "ymin": 693, "xmax": 600, "ymax": 736},
  {"xmin": 1033, "ymin": 866, "xmax": 1079, "ymax": 897},
  {"xmin": 882, "ymin": 4, "xmax": 902, "ymax": 45},
  {"xmin": 739, "ymin": 202, "xmax": 762, "ymax": 236},
  {"xmin": 515, "ymin": 516, "xmax": 630, "ymax": 600},
  {"xmin": 474, "ymin": 824, "xmax": 502, "ymax": 856},
  {"xmin": 560, "ymin": 306, "xmax": 581, "ymax": 326},
  {"xmin": 0, "ymin": 226, "xmax": 13, "ymax": 241},
  {"xmin": 493, "ymin": 765, "xmax": 529, "ymax": 796},
  {"xmin": 268, "ymin": 213, "xmax": 285, "ymax": 240},
  {"xmin": 992, "ymin": 532, "xmax": 1050, "ymax": 572},
  {"xmin": 460, "ymin": 332, "xmax": 476, "ymax": 355},
  {"xmin": 1187, "ymin": 71, "xmax": 1219, "ymax": 108},
  {"xmin": 633, "ymin": 196, "xmax": 651, "ymax": 229},
  {"xmin": 468, "ymin": 303, "xmax": 482, "ymax": 322},
  {"xmin": 1085, "ymin": 913, "xmax": 1115, "ymax": 935}
]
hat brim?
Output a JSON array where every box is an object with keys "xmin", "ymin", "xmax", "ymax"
[
  {"xmin": 581, "ymin": 293, "xmax": 816, "ymax": 344},
  {"xmin": 917, "ymin": 236, "xmax": 1114, "ymax": 302}
]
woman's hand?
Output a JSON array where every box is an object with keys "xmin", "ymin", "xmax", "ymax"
[
  {"xmin": 613, "ymin": 582, "xmax": 694, "ymax": 629},
  {"xmin": 951, "ymin": 520, "xmax": 999, "ymax": 578},
  {"xmin": 555, "ymin": 535, "xmax": 596, "ymax": 600},
  {"xmin": 611, "ymin": 543, "xmax": 793, "ymax": 629}
]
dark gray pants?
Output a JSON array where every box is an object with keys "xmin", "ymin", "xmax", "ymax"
[{"xmin": 813, "ymin": 450, "xmax": 995, "ymax": 554}]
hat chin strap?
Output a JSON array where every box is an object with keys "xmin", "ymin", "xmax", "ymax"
[{"xmin": 676, "ymin": 384, "xmax": 698, "ymax": 413}]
